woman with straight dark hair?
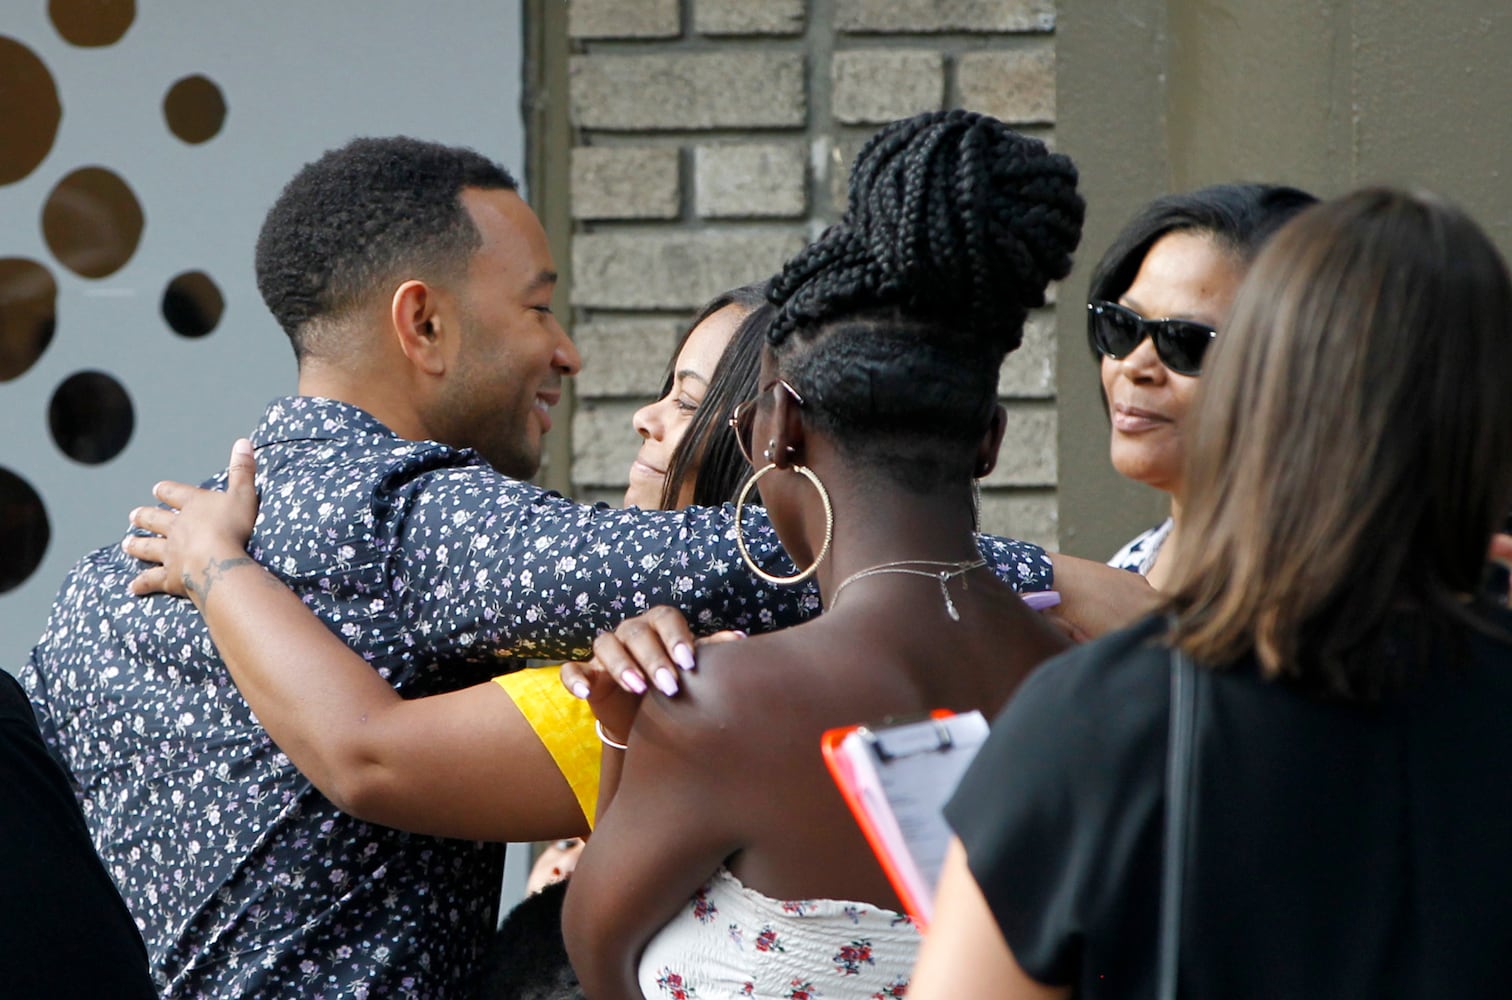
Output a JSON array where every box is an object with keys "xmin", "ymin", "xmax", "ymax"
[
  {"xmin": 627, "ymin": 282, "xmax": 771, "ymax": 511},
  {"xmin": 912, "ymin": 187, "xmax": 1512, "ymax": 999},
  {"xmin": 1087, "ymin": 183, "xmax": 1316, "ymax": 585}
]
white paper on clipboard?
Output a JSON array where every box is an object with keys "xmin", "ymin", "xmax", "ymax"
[{"xmin": 821, "ymin": 709, "xmax": 989, "ymax": 925}]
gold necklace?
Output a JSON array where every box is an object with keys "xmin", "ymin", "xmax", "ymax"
[{"xmin": 829, "ymin": 558, "xmax": 987, "ymax": 621}]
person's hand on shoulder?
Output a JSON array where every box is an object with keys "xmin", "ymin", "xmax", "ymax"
[
  {"xmin": 124, "ymin": 438, "xmax": 260, "ymax": 602},
  {"xmin": 560, "ymin": 606, "xmax": 744, "ymax": 745}
]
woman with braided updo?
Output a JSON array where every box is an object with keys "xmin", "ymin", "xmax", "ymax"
[{"xmin": 562, "ymin": 110, "xmax": 1082, "ymax": 999}]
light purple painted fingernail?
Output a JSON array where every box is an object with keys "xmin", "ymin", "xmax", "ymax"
[
  {"xmin": 672, "ymin": 642, "xmax": 696, "ymax": 671},
  {"xmin": 1022, "ymin": 590, "xmax": 1062, "ymax": 611},
  {"xmin": 654, "ymin": 667, "xmax": 679, "ymax": 697},
  {"xmin": 570, "ymin": 681, "xmax": 590, "ymax": 700},
  {"xmin": 620, "ymin": 670, "xmax": 647, "ymax": 695}
]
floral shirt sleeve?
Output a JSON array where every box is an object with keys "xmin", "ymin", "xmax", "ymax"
[{"xmin": 368, "ymin": 454, "xmax": 1053, "ymax": 662}]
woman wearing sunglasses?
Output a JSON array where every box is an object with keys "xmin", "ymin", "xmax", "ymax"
[{"xmin": 1087, "ymin": 184, "xmax": 1316, "ymax": 586}]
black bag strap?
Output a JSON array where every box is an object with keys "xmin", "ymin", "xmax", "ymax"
[{"xmin": 1159, "ymin": 644, "xmax": 1198, "ymax": 1000}]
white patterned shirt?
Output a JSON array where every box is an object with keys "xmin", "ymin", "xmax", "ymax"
[{"xmin": 1107, "ymin": 518, "xmax": 1174, "ymax": 577}]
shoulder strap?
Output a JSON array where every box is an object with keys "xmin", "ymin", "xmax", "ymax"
[{"xmin": 1158, "ymin": 644, "xmax": 1198, "ymax": 1000}]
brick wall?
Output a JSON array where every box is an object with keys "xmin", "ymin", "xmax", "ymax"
[{"xmin": 563, "ymin": 0, "xmax": 1061, "ymax": 548}]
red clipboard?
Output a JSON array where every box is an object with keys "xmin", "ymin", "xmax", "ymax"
[{"xmin": 820, "ymin": 709, "xmax": 989, "ymax": 928}]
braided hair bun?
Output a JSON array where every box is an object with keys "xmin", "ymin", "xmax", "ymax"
[
  {"xmin": 760, "ymin": 111, "xmax": 1083, "ymax": 493},
  {"xmin": 770, "ymin": 109, "xmax": 1083, "ymax": 351}
]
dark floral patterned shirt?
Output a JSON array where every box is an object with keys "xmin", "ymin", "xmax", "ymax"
[{"xmin": 19, "ymin": 396, "xmax": 1052, "ymax": 999}]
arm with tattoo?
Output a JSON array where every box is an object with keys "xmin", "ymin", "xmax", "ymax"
[
  {"xmin": 124, "ymin": 440, "xmax": 587, "ymax": 841},
  {"xmin": 181, "ymin": 555, "xmax": 258, "ymax": 607}
]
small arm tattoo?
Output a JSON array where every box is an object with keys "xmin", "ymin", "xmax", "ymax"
[{"xmin": 183, "ymin": 556, "xmax": 256, "ymax": 605}]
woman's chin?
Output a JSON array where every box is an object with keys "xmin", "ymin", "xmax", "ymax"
[
  {"xmin": 1110, "ymin": 447, "xmax": 1181, "ymax": 496},
  {"xmin": 622, "ymin": 484, "xmax": 656, "ymax": 510}
]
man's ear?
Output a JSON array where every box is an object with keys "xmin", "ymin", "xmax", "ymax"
[
  {"xmin": 390, "ymin": 280, "xmax": 450, "ymax": 376},
  {"xmin": 974, "ymin": 404, "xmax": 1008, "ymax": 478}
]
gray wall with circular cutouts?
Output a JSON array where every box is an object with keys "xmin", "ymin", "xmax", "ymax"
[{"xmin": 1, "ymin": 1, "xmax": 525, "ymax": 673}]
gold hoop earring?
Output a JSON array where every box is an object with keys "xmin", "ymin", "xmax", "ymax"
[{"xmin": 733, "ymin": 462, "xmax": 834, "ymax": 586}]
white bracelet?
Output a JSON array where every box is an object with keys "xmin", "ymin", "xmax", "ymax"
[{"xmin": 595, "ymin": 719, "xmax": 629, "ymax": 751}]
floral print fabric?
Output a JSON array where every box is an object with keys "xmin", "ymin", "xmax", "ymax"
[
  {"xmin": 20, "ymin": 396, "xmax": 1051, "ymax": 998},
  {"xmin": 639, "ymin": 867, "xmax": 920, "ymax": 1000},
  {"xmin": 1107, "ymin": 517, "xmax": 1173, "ymax": 577}
]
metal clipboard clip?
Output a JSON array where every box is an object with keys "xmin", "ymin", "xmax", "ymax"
[{"xmin": 855, "ymin": 711, "xmax": 959, "ymax": 763}]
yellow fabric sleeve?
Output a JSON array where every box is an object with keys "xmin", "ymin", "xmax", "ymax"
[{"xmin": 492, "ymin": 667, "xmax": 602, "ymax": 829}]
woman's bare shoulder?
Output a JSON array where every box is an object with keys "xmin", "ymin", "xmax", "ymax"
[{"xmin": 632, "ymin": 628, "xmax": 815, "ymax": 756}]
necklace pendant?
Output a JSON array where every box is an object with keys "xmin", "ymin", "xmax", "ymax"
[{"xmin": 940, "ymin": 576, "xmax": 961, "ymax": 621}]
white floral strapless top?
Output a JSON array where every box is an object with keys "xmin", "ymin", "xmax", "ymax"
[{"xmin": 637, "ymin": 867, "xmax": 919, "ymax": 999}]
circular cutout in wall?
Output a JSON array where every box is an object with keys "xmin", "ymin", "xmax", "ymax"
[
  {"xmin": 163, "ymin": 74, "xmax": 227, "ymax": 144},
  {"xmin": 0, "ymin": 467, "xmax": 50, "ymax": 593},
  {"xmin": 162, "ymin": 270, "xmax": 224, "ymax": 338},
  {"xmin": 0, "ymin": 258, "xmax": 58, "ymax": 382},
  {"xmin": 50, "ymin": 0, "xmax": 136, "ymax": 47},
  {"xmin": 49, "ymin": 370, "xmax": 134, "ymax": 464},
  {"xmin": 42, "ymin": 166, "xmax": 145, "ymax": 279},
  {"xmin": 0, "ymin": 37, "xmax": 63, "ymax": 186}
]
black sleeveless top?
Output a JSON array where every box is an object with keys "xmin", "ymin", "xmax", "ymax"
[{"xmin": 948, "ymin": 610, "xmax": 1512, "ymax": 999}]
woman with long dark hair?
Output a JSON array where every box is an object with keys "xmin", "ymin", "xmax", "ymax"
[{"xmin": 626, "ymin": 283, "xmax": 771, "ymax": 512}]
